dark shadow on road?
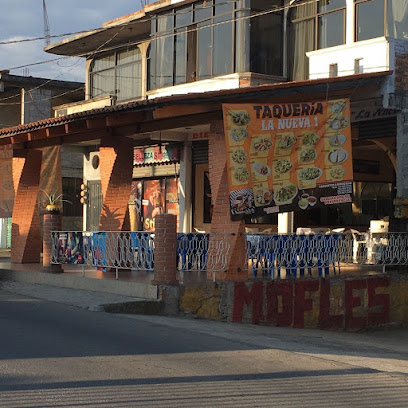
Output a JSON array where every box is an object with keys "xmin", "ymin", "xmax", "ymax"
[{"xmin": 0, "ymin": 367, "xmax": 380, "ymax": 392}]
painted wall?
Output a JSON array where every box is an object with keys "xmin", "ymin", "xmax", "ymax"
[
  {"xmin": 179, "ymin": 275, "xmax": 408, "ymax": 330},
  {"xmin": 308, "ymin": 37, "xmax": 390, "ymax": 80}
]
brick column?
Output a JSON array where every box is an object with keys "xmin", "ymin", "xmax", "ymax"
[
  {"xmin": 99, "ymin": 135, "xmax": 134, "ymax": 231},
  {"xmin": 208, "ymin": 120, "xmax": 247, "ymax": 281},
  {"xmin": 152, "ymin": 214, "xmax": 178, "ymax": 285},
  {"xmin": 42, "ymin": 212, "xmax": 62, "ymax": 272},
  {"xmin": 11, "ymin": 149, "xmax": 42, "ymax": 263}
]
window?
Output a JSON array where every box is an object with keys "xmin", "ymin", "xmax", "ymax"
[
  {"xmin": 355, "ymin": 0, "xmax": 385, "ymax": 41},
  {"xmin": 149, "ymin": 0, "xmax": 284, "ymax": 90},
  {"xmin": 289, "ymin": 0, "xmax": 346, "ymax": 80},
  {"xmin": 388, "ymin": 0, "xmax": 408, "ymax": 39},
  {"xmin": 355, "ymin": 0, "xmax": 408, "ymax": 41},
  {"xmin": 250, "ymin": 0, "xmax": 283, "ymax": 76},
  {"xmin": 62, "ymin": 177, "xmax": 82, "ymax": 217},
  {"xmin": 89, "ymin": 47, "xmax": 142, "ymax": 101}
]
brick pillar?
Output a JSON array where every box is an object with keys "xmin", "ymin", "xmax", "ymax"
[
  {"xmin": 208, "ymin": 120, "xmax": 247, "ymax": 281},
  {"xmin": 152, "ymin": 214, "xmax": 178, "ymax": 285},
  {"xmin": 42, "ymin": 212, "xmax": 62, "ymax": 272},
  {"xmin": 11, "ymin": 149, "xmax": 42, "ymax": 263},
  {"xmin": 99, "ymin": 135, "xmax": 134, "ymax": 231}
]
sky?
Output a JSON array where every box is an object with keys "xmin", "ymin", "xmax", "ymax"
[{"xmin": 0, "ymin": 0, "xmax": 144, "ymax": 83}]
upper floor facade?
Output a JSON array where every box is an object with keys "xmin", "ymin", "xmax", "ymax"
[{"xmin": 46, "ymin": 0, "xmax": 408, "ymax": 114}]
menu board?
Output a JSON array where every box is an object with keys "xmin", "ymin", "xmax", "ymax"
[{"xmin": 222, "ymin": 99, "xmax": 353, "ymax": 220}]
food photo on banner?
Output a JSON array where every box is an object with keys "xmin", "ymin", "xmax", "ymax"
[{"xmin": 222, "ymin": 99, "xmax": 353, "ymax": 220}]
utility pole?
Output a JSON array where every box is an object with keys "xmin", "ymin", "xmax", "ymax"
[{"xmin": 43, "ymin": 0, "xmax": 50, "ymax": 46}]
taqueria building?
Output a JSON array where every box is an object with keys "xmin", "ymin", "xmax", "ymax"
[{"xmin": 0, "ymin": 71, "xmax": 405, "ymax": 264}]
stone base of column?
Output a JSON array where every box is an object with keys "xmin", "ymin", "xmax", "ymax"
[
  {"xmin": 208, "ymin": 269, "xmax": 248, "ymax": 282},
  {"xmin": 42, "ymin": 264, "xmax": 63, "ymax": 273},
  {"xmin": 151, "ymin": 279, "xmax": 179, "ymax": 286}
]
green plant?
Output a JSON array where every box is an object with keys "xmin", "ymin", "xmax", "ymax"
[{"xmin": 41, "ymin": 190, "xmax": 72, "ymax": 206}]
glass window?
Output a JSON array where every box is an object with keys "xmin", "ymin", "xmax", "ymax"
[
  {"xmin": 116, "ymin": 63, "xmax": 141, "ymax": 100},
  {"xmin": 213, "ymin": 13, "xmax": 233, "ymax": 76},
  {"xmin": 92, "ymin": 55, "xmax": 115, "ymax": 72},
  {"xmin": 175, "ymin": 30, "xmax": 187, "ymax": 84},
  {"xmin": 356, "ymin": 0, "xmax": 385, "ymax": 41},
  {"xmin": 118, "ymin": 48, "xmax": 141, "ymax": 65},
  {"xmin": 319, "ymin": 0, "xmax": 346, "ymax": 13},
  {"xmin": 149, "ymin": 0, "xmax": 284, "ymax": 88},
  {"xmin": 292, "ymin": 1, "xmax": 317, "ymax": 19},
  {"xmin": 157, "ymin": 12, "xmax": 174, "ymax": 32},
  {"xmin": 194, "ymin": 1, "xmax": 213, "ymax": 22},
  {"xmin": 289, "ymin": 0, "xmax": 346, "ymax": 80},
  {"xmin": 155, "ymin": 34, "xmax": 174, "ymax": 87},
  {"xmin": 289, "ymin": 18, "xmax": 315, "ymax": 80},
  {"xmin": 155, "ymin": 13, "xmax": 175, "ymax": 88},
  {"xmin": 91, "ymin": 69, "xmax": 115, "ymax": 98},
  {"xmin": 214, "ymin": 0, "xmax": 233, "ymax": 16},
  {"xmin": 318, "ymin": 10, "xmax": 345, "ymax": 48},
  {"xmin": 250, "ymin": 13, "xmax": 283, "ymax": 75},
  {"xmin": 90, "ymin": 47, "xmax": 142, "ymax": 101},
  {"xmin": 388, "ymin": 0, "xmax": 408, "ymax": 39},
  {"xmin": 176, "ymin": 6, "xmax": 192, "ymax": 27},
  {"xmin": 197, "ymin": 23, "xmax": 212, "ymax": 79}
]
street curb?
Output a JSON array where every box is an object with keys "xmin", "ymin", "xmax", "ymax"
[
  {"xmin": 0, "ymin": 268, "xmax": 158, "ymax": 299},
  {"xmin": 102, "ymin": 300, "xmax": 165, "ymax": 314}
]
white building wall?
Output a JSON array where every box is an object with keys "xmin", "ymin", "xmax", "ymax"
[{"xmin": 307, "ymin": 37, "xmax": 390, "ymax": 80}]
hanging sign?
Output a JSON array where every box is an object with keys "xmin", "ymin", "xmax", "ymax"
[
  {"xmin": 222, "ymin": 99, "xmax": 353, "ymax": 220},
  {"xmin": 134, "ymin": 145, "xmax": 179, "ymax": 165}
]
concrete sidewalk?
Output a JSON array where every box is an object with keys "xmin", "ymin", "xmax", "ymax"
[{"xmin": 0, "ymin": 280, "xmax": 163, "ymax": 314}]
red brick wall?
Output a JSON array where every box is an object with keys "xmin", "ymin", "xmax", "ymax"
[
  {"xmin": 153, "ymin": 213, "xmax": 178, "ymax": 285},
  {"xmin": 99, "ymin": 136, "xmax": 134, "ymax": 231},
  {"xmin": 11, "ymin": 149, "xmax": 42, "ymax": 263},
  {"xmin": 208, "ymin": 120, "xmax": 247, "ymax": 281}
]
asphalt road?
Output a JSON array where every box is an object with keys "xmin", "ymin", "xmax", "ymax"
[{"xmin": 1, "ymin": 289, "xmax": 408, "ymax": 407}]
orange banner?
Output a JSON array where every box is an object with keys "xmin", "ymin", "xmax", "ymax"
[{"xmin": 222, "ymin": 99, "xmax": 353, "ymax": 219}]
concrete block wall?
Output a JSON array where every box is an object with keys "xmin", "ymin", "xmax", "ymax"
[
  {"xmin": 178, "ymin": 274, "xmax": 408, "ymax": 331},
  {"xmin": 395, "ymin": 53, "xmax": 408, "ymax": 92}
]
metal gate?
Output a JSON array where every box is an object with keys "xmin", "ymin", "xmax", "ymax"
[{"xmin": 87, "ymin": 180, "xmax": 102, "ymax": 231}]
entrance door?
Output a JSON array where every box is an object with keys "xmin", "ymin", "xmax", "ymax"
[
  {"xmin": 87, "ymin": 180, "xmax": 102, "ymax": 231},
  {"xmin": 194, "ymin": 163, "xmax": 212, "ymax": 232}
]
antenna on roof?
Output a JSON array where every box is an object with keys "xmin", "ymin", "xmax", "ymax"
[
  {"xmin": 139, "ymin": 0, "xmax": 149, "ymax": 8},
  {"xmin": 42, "ymin": 0, "xmax": 50, "ymax": 46}
]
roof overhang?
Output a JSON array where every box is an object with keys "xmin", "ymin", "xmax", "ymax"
[
  {"xmin": 0, "ymin": 71, "xmax": 392, "ymax": 149},
  {"xmin": 44, "ymin": 18, "xmax": 150, "ymax": 57}
]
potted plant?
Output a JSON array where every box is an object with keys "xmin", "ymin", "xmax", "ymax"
[{"xmin": 41, "ymin": 190, "xmax": 71, "ymax": 214}]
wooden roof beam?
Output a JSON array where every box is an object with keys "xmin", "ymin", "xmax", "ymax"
[
  {"xmin": 64, "ymin": 120, "xmax": 88, "ymax": 134},
  {"xmin": 153, "ymin": 103, "xmax": 220, "ymax": 119},
  {"xmin": 11, "ymin": 133, "xmax": 29, "ymax": 144},
  {"xmin": 106, "ymin": 110, "xmax": 150, "ymax": 127},
  {"xmin": 86, "ymin": 117, "xmax": 107, "ymax": 129},
  {"xmin": 0, "ymin": 136, "xmax": 12, "ymax": 147}
]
